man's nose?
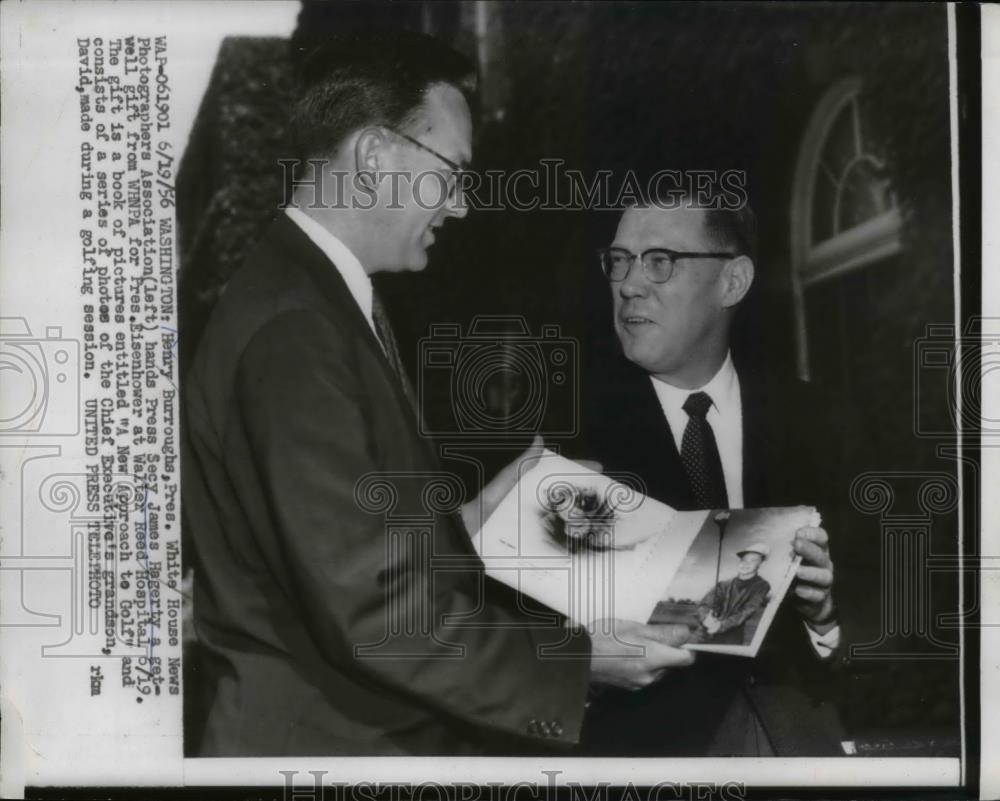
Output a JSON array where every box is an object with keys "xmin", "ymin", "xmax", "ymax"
[
  {"xmin": 446, "ymin": 192, "xmax": 469, "ymax": 220},
  {"xmin": 618, "ymin": 261, "xmax": 650, "ymax": 298}
]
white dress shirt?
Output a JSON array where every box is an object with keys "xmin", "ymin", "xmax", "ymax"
[
  {"xmin": 284, "ymin": 206, "xmax": 380, "ymax": 344},
  {"xmin": 650, "ymin": 353, "xmax": 743, "ymax": 509},
  {"xmin": 650, "ymin": 352, "xmax": 840, "ymax": 656}
]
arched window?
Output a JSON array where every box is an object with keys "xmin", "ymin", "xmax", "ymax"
[{"xmin": 790, "ymin": 77, "xmax": 903, "ymax": 380}]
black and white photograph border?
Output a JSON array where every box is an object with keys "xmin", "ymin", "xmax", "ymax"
[{"xmin": 0, "ymin": 0, "xmax": 994, "ymax": 798}]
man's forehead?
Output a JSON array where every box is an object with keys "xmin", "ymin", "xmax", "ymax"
[
  {"xmin": 615, "ymin": 205, "xmax": 710, "ymax": 247},
  {"xmin": 413, "ymin": 83, "xmax": 473, "ymax": 165}
]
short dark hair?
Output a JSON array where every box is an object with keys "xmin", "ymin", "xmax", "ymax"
[
  {"xmin": 290, "ymin": 30, "xmax": 477, "ymax": 161},
  {"xmin": 634, "ymin": 183, "xmax": 757, "ymax": 263},
  {"xmin": 703, "ymin": 204, "xmax": 757, "ymax": 264}
]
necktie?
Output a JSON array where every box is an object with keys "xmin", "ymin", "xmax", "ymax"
[
  {"xmin": 680, "ymin": 391, "xmax": 729, "ymax": 509},
  {"xmin": 371, "ymin": 293, "xmax": 418, "ymax": 414}
]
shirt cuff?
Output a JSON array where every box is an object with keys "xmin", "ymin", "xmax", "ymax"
[{"xmin": 805, "ymin": 622, "xmax": 841, "ymax": 658}]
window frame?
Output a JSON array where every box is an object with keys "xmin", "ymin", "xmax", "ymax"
[{"xmin": 790, "ymin": 76, "xmax": 903, "ymax": 380}]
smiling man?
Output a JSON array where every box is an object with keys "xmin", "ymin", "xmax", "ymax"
[
  {"xmin": 183, "ymin": 30, "xmax": 693, "ymax": 758},
  {"xmin": 579, "ymin": 194, "xmax": 845, "ymax": 756}
]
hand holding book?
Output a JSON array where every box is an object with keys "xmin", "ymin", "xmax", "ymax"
[
  {"xmin": 792, "ymin": 526, "xmax": 838, "ymax": 635},
  {"xmin": 474, "ymin": 452, "xmax": 825, "ymax": 657},
  {"xmin": 588, "ymin": 620, "xmax": 695, "ymax": 690}
]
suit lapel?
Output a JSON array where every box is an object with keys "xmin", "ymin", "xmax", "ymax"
[
  {"xmin": 736, "ymin": 364, "xmax": 771, "ymax": 508},
  {"xmin": 269, "ymin": 213, "xmax": 441, "ymax": 469},
  {"xmin": 610, "ymin": 362, "xmax": 698, "ymax": 510},
  {"xmin": 599, "ymin": 356, "xmax": 776, "ymax": 512}
]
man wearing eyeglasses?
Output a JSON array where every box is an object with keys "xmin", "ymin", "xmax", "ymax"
[
  {"xmin": 578, "ymin": 197, "xmax": 845, "ymax": 756},
  {"xmin": 183, "ymin": 30, "xmax": 693, "ymax": 758}
]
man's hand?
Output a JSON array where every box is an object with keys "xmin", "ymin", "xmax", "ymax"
[
  {"xmin": 792, "ymin": 526, "xmax": 837, "ymax": 634},
  {"xmin": 702, "ymin": 613, "xmax": 721, "ymax": 635},
  {"xmin": 461, "ymin": 436, "xmax": 545, "ymax": 535},
  {"xmin": 588, "ymin": 620, "xmax": 695, "ymax": 690}
]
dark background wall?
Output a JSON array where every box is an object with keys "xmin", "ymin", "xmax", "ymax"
[{"xmin": 178, "ymin": 1, "xmax": 962, "ymax": 752}]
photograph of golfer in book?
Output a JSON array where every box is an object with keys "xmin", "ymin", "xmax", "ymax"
[{"xmin": 648, "ymin": 507, "xmax": 818, "ymax": 657}]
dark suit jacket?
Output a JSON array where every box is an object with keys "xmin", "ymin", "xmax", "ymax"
[
  {"xmin": 574, "ymin": 353, "xmax": 845, "ymax": 756},
  {"xmin": 183, "ymin": 213, "xmax": 591, "ymax": 756}
]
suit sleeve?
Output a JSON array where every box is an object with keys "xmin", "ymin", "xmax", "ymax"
[{"xmin": 234, "ymin": 310, "xmax": 590, "ymax": 745}]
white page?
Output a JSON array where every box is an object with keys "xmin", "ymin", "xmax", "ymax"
[{"xmin": 475, "ymin": 451, "xmax": 709, "ymax": 625}]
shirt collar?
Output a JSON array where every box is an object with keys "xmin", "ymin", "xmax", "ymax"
[
  {"xmin": 650, "ymin": 352, "xmax": 739, "ymax": 417},
  {"xmin": 284, "ymin": 206, "xmax": 374, "ymax": 327}
]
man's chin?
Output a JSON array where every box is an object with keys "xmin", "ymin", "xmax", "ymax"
[
  {"xmin": 619, "ymin": 341, "xmax": 662, "ymax": 373},
  {"xmin": 616, "ymin": 322, "xmax": 661, "ymax": 354},
  {"xmin": 391, "ymin": 251, "xmax": 429, "ymax": 273}
]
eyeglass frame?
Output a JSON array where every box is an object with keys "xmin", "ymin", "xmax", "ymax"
[
  {"xmin": 597, "ymin": 246, "xmax": 737, "ymax": 284},
  {"xmin": 384, "ymin": 126, "xmax": 468, "ymax": 202},
  {"xmin": 385, "ymin": 127, "xmax": 462, "ymax": 171}
]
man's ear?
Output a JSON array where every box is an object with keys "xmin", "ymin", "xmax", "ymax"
[
  {"xmin": 353, "ymin": 127, "xmax": 387, "ymax": 188},
  {"xmin": 720, "ymin": 255, "xmax": 754, "ymax": 309}
]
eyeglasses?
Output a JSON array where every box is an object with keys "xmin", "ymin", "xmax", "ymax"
[
  {"xmin": 387, "ymin": 127, "xmax": 462, "ymax": 172},
  {"xmin": 385, "ymin": 126, "xmax": 466, "ymax": 201},
  {"xmin": 597, "ymin": 246, "xmax": 735, "ymax": 284}
]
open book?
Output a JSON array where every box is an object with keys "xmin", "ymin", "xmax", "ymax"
[{"xmin": 471, "ymin": 452, "xmax": 818, "ymax": 657}]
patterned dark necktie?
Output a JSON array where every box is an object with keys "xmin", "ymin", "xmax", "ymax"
[
  {"xmin": 371, "ymin": 293, "xmax": 418, "ymax": 415},
  {"xmin": 680, "ymin": 391, "xmax": 729, "ymax": 509}
]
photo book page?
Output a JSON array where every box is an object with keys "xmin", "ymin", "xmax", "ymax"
[{"xmin": 473, "ymin": 452, "xmax": 815, "ymax": 656}]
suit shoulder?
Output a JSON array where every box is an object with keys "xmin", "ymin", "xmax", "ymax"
[
  {"xmin": 213, "ymin": 239, "xmax": 322, "ymax": 336},
  {"xmin": 184, "ymin": 222, "xmax": 358, "ymax": 425},
  {"xmin": 193, "ymin": 217, "xmax": 356, "ymax": 366}
]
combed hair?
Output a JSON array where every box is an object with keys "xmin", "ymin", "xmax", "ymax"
[
  {"xmin": 290, "ymin": 30, "xmax": 477, "ymax": 161},
  {"xmin": 633, "ymin": 184, "xmax": 757, "ymax": 263},
  {"xmin": 703, "ymin": 204, "xmax": 757, "ymax": 264}
]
